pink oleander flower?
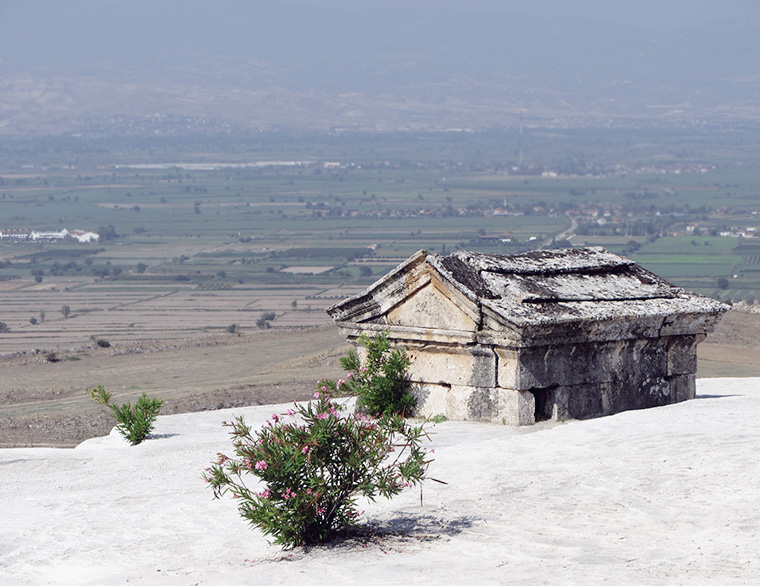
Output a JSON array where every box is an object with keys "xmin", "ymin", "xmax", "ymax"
[
  {"xmin": 313, "ymin": 391, "xmax": 320, "ymax": 399},
  {"xmin": 317, "ymin": 412, "xmax": 330, "ymax": 419},
  {"xmin": 271, "ymin": 413, "xmax": 279, "ymax": 422},
  {"xmin": 281, "ymin": 488, "xmax": 296, "ymax": 499},
  {"xmin": 254, "ymin": 460, "xmax": 268, "ymax": 470},
  {"xmin": 260, "ymin": 489, "xmax": 271, "ymax": 499},
  {"xmin": 286, "ymin": 409, "xmax": 295, "ymax": 417},
  {"xmin": 301, "ymin": 445, "xmax": 310, "ymax": 454},
  {"xmin": 336, "ymin": 378, "xmax": 345, "ymax": 388},
  {"xmin": 245, "ymin": 459, "xmax": 253, "ymax": 469},
  {"xmin": 347, "ymin": 372, "xmax": 353, "ymax": 379}
]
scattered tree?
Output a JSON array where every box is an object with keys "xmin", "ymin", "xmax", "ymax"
[
  {"xmin": 256, "ymin": 316, "xmax": 271, "ymax": 329},
  {"xmin": 97, "ymin": 225, "xmax": 117, "ymax": 241}
]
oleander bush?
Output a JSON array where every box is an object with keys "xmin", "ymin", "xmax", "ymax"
[
  {"xmin": 90, "ymin": 385, "xmax": 164, "ymax": 445},
  {"xmin": 204, "ymin": 391, "xmax": 430, "ymax": 547},
  {"xmin": 203, "ymin": 334, "xmax": 430, "ymax": 548}
]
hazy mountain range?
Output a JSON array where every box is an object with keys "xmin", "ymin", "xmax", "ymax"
[{"xmin": 1, "ymin": 1, "xmax": 759, "ymax": 136}]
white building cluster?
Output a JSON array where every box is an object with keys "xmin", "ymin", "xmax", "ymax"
[{"xmin": 0, "ymin": 228, "xmax": 99, "ymax": 243}]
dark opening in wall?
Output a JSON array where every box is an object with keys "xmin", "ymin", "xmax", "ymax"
[{"xmin": 530, "ymin": 386, "xmax": 557, "ymax": 422}]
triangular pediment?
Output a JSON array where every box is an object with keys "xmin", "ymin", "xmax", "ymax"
[
  {"xmin": 386, "ymin": 279, "xmax": 477, "ymax": 331},
  {"xmin": 326, "ymin": 250, "xmax": 479, "ymax": 331}
]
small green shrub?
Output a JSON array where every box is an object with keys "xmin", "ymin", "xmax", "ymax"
[
  {"xmin": 256, "ymin": 312, "xmax": 275, "ymax": 329},
  {"xmin": 90, "ymin": 385, "xmax": 164, "ymax": 445},
  {"xmin": 204, "ymin": 391, "xmax": 430, "ymax": 548},
  {"xmin": 328, "ymin": 331, "xmax": 415, "ymax": 417}
]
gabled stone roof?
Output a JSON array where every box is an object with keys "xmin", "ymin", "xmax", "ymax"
[{"xmin": 327, "ymin": 248, "xmax": 728, "ymax": 342}]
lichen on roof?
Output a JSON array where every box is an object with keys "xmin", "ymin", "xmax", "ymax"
[{"xmin": 328, "ymin": 248, "xmax": 728, "ymax": 333}]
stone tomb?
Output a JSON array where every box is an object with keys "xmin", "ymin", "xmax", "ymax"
[{"xmin": 327, "ymin": 248, "xmax": 728, "ymax": 424}]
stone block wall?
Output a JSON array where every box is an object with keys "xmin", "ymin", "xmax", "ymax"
[{"xmin": 404, "ymin": 333, "xmax": 701, "ymax": 425}]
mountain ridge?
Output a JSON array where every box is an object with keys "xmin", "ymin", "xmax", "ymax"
[{"xmin": 1, "ymin": 2, "xmax": 758, "ymax": 135}]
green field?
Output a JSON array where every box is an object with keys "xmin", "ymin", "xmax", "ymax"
[{"xmin": 1, "ymin": 129, "xmax": 760, "ymax": 310}]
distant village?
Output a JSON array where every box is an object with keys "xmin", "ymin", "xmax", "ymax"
[{"xmin": 0, "ymin": 228, "xmax": 100, "ymax": 243}]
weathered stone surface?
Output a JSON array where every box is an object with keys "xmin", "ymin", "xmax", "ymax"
[
  {"xmin": 496, "ymin": 337, "xmax": 692, "ymax": 390},
  {"xmin": 411, "ymin": 382, "xmax": 535, "ymax": 425},
  {"xmin": 666, "ymin": 335, "xmax": 700, "ymax": 376},
  {"xmin": 533, "ymin": 374, "xmax": 697, "ymax": 421},
  {"xmin": 327, "ymin": 248, "xmax": 729, "ymax": 425},
  {"xmin": 387, "ymin": 281, "xmax": 477, "ymax": 331},
  {"xmin": 670, "ymin": 374, "xmax": 697, "ymax": 402},
  {"xmin": 406, "ymin": 344, "xmax": 496, "ymax": 388},
  {"xmin": 408, "ymin": 382, "xmax": 450, "ymax": 419}
]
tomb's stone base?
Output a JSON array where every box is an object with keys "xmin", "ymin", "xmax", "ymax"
[{"xmin": 404, "ymin": 336, "xmax": 700, "ymax": 425}]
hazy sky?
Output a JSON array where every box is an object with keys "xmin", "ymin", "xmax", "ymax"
[
  {"xmin": 291, "ymin": 0, "xmax": 760, "ymax": 30},
  {"xmin": 2, "ymin": 0, "xmax": 759, "ymax": 134}
]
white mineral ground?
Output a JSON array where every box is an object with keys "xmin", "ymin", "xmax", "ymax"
[{"xmin": 1, "ymin": 378, "xmax": 758, "ymax": 585}]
